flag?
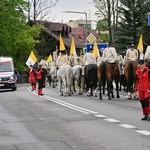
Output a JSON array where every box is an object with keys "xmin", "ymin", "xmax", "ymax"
[
  {"xmin": 92, "ymin": 41, "xmax": 100, "ymax": 58},
  {"xmin": 26, "ymin": 51, "xmax": 37, "ymax": 67},
  {"xmin": 70, "ymin": 37, "xmax": 77, "ymax": 64},
  {"xmin": 137, "ymin": 34, "xmax": 143, "ymax": 53},
  {"xmin": 59, "ymin": 34, "xmax": 65, "ymax": 50},
  {"xmin": 47, "ymin": 54, "xmax": 52, "ymax": 62}
]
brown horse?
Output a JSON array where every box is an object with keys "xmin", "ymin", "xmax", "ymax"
[
  {"xmin": 124, "ymin": 61, "xmax": 138, "ymax": 99},
  {"xmin": 98, "ymin": 62, "xmax": 120, "ymax": 100}
]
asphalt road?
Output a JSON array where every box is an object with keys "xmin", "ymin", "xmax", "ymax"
[{"xmin": 0, "ymin": 83, "xmax": 150, "ymax": 150}]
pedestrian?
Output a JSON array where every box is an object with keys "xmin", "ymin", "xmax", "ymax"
[
  {"xmin": 29, "ymin": 65, "xmax": 36, "ymax": 91},
  {"xmin": 144, "ymin": 44, "xmax": 150, "ymax": 60},
  {"xmin": 135, "ymin": 60, "xmax": 150, "ymax": 121},
  {"xmin": 36, "ymin": 64, "xmax": 44, "ymax": 95}
]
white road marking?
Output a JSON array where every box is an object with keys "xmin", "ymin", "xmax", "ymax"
[
  {"xmin": 136, "ymin": 130, "xmax": 150, "ymax": 136},
  {"xmin": 95, "ymin": 114, "xmax": 107, "ymax": 118},
  {"xmin": 104, "ymin": 118, "xmax": 120, "ymax": 123},
  {"xmin": 28, "ymin": 88, "xmax": 150, "ymax": 136},
  {"xmin": 119, "ymin": 124, "xmax": 136, "ymax": 129}
]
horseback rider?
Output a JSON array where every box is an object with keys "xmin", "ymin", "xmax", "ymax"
[
  {"xmin": 144, "ymin": 44, "xmax": 150, "ymax": 60},
  {"xmin": 125, "ymin": 44, "xmax": 138, "ymax": 63},
  {"xmin": 102, "ymin": 42, "xmax": 118, "ymax": 63},
  {"xmin": 56, "ymin": 50, "xmax": 69, "ymax": 69},
  {"xmin": 83, "ymin": 48, "xmax": 96, "ymax": 74},
  {"xmin": 97, "ymin": 48, "xmax": 104, "ymax": 67}
]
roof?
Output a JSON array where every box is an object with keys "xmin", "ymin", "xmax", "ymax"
[{"xmin": 37, "ymin": 21, "xmax": 84, "ymax": 48}]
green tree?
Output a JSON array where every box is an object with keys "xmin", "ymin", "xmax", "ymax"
[
  {"xmin": 0, "ymin": 0, "xmax": 41, "ymax": 73},
  {"xmin": 115, "ymin": 0, "xmax": 150, "ymax": 51}
]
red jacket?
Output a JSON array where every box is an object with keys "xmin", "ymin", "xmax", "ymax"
[
  {"xmin": 135, "ymin": 66, "xmax": 150, "ymax": 92},
  {"xmin": 36, "ymin": 68, "xmax": 43, "ymax": 80},
  {"xmin": 29, "ymin": 68, "xmax": 36, "ymax": 82}
]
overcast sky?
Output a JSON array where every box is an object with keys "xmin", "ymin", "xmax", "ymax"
[{"xmin": 50, "ymin": 0, "xmax": 97, "ymax": 25}]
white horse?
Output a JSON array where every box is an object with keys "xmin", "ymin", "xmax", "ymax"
[
  {"xmin": 72, "ymin": 65, "xmax": 83, "ymax": 95},
  {"xmin": 47, "ymin": 61, "xmax": 57, "ymax": 88},
  {"xmin": 57, "ymin": 65, "xmax": 73, "ymax": 96}
]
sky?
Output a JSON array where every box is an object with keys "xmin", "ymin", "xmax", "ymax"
[{"xmin": 50, "ymin": 0, "xmax": 97, "ymax": 28}]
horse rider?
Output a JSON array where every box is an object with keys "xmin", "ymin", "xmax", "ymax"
[
  {"xmin": 56, "ymin": 50, "xmax": 69, "ymax": 69},
  {"xmin": 144, "ymin": 44, "xmax": 150, "ymax": 60},
  {"xmin": 117, "ymin": 51, "xmax": 124, "ymax": 75},
  {"xmin": 102, "ymin": 42, "xmax": 118, "ymax": 63},
  {"xmin": 125, "ymin": 44, "xmax": 139, "ymax": 63},
  {"xmin": 82, "ymin": 47, "xmax": 97, "ymax": 75},
  {"xmin": 68, "ymin": 54, "xmax": 77, "ymax": 67},
  {"xmin": 97, "ymin": 49, "xmax": 104, "ymax": 67}
]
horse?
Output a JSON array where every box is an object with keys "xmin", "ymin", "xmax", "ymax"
[
  {"xmin": 72, "ymin": 65, "xmax": 83, "ymax": 95},
  {"xmin": 124, "ymin": 61, "xmax": 138, "ymax": 99},
  {"xmin": 47, "ymin": 61, "xmax": 57, "ymax": 88},
  {"xmin": 98, "ymin": 62, "xmax": 120, "ymax": 100},
  {"xmin": 57, "ymin": 65, "xmax": 73, "ymax": 96},
  {"xmin": 85, "ymin": 64, "xmax": 98, "ymax": 97}
]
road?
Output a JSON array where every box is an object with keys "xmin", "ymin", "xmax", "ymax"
[{"xmin": 0, "ymin": 83, "xmax": 150, "ymax": 150}]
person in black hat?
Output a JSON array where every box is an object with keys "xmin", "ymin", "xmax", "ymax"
[
  {"xmin": 56, "ymin": 50, "xmax": 69, "ymax": 69},
  {"xmin": 82, "ymin": 47, "xmax": 96, "ymax": 76},
  {"xmin": 125, "ymin": 44, "xmax": 138, "ymax": 63}
]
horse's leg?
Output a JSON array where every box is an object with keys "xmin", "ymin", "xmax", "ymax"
[
  {"xmin": 127, "ymin": 78, "xmax": 132, "ymax": 99},
  {"xmin": 107, "ymin": 79, "xmax": 111, "ymax": 100},
  {"xmin": 99, "ymin": 79, "xmax": 103, "ymax": 100},
  {"xmin": 115, "ymin": 78, "xmax": 120, "ymax": 98},
  {"xmin": 111, "ymin": 81, "xmax": 115, "ymax": 98}
]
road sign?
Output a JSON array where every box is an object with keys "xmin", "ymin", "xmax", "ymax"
[
  {"xmin": 86, "ymin": 33, "xmax": 96, "ymax": 43},
  {"xmin": 148, "ymin": 13, "xmax": 150, "ymax": 26},
  {"xmin": 86, "ymin": 43, "xmax": 108, "ymax": 52}
]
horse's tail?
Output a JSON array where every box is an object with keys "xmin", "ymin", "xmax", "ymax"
[
  {"xmin": 92, "ymin": 65, "xmax": 98, "ymax": 89},
  {"xmin": 128, "ymin": 62, "xmax": 134, "ymax": 86},
  {"xmin": 100, "ymin": 62, "xmax": 106, "ymax": 87}
]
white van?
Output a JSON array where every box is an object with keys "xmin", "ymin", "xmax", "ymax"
[{"xmin": 0, "ymin": 57, "xmax": 17, "ymax": 91}]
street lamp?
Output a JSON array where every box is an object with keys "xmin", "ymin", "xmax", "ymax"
[{"xmin": 62, "ymin": 11, "xmax": 88, "ymax": 35}]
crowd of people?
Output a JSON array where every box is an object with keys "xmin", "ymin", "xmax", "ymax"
[{"xmin": 27, "ymin": 42, "xmax": 150, "ymax": 121}]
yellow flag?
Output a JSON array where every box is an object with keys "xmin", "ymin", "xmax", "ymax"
[
  {"xmin": 59, "ymin": 34, "xmax": 65, "ymax": 50},
  {"xmin": 137, "ymin": 34, "xmax": 143, "ymax": 52},
  {"xmin": 92, "ymin": 41, "xmax": 99, "ymax": 58},
  {"xmin": 70, "ymin": 37, "xmax": 75, "ymax": 55},
  {"xmin": 47, "ymin": 54, "xmax": 52, "ymax": 62},
  {"xmin": 25, "ymin": 51, "xmax": 37, "ymax": 67}
]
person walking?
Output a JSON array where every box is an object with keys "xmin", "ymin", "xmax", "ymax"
[
  {"xmin": 36, "ymin": 64, "xmax": 44, "ymax": 95},
  {"xmin": 135, "ymin": 60, "xmax": 150, "ymax": 121},
  {"xmin": 29, "ymin": 65, "xmax": 36, "ymax": 91}
]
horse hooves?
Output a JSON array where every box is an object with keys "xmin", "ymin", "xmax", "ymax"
[
  {"xmin": 60, "ymin": 93, "xmax": 63, "ymax": 96},
  {"xmin": 87, "ymin": 93, "xmax": 91, "ymax": 97},
  {"xmin": 99, "ymin": 97, "xmax": 103, "ymax": 100},
  {"xmin": 116, "ymin": 95, "xmax": 120, "ymax": 98},
  {"xmin": 111, "ymin": 95, "xmax": 115, "ymax": 98},
  {"xmin": 68, "ymin": 94, "xmax": 71, "ymax": 96},
  {"xmin": 94, "ymin": 94, "xmax": 97, "ymax": 97},
  {"xmin": 108, "ymin": 97, "xmax": 111, "ymax": 100}
]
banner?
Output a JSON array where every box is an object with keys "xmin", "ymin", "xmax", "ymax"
[
  {"xmin": 47, "ymin": 54, "xmax": 52, "ymax": 62},
  {"xmin": 26, "ymin": 51, "xmax": 37, "ymax": 67},
  {"xmin": 59, "ymin": 34, "xmax": 65, "ymax": 50},
  {"xmin": 92, "ymin": 41, "xmax": 100, "ymax": 58},
  {"xmin": 137, "ymin": 34, "xmax": 143, "ymax": 53}
]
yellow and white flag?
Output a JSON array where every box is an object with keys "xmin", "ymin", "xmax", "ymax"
[
  {"xmin": 47, "ymin": 54, "xmax": 52, "ymax": 62},
  {"xmin": 59, "ymin": 34, "xmax": 65, "ymax": 50},
  {"xmin": 92, "ymin": 41, "xmax": 99, "ymax": 58},
  {"xmin": 137, "ymin": 34, "xmax": 143, "ymax": 53},
  {"xmin": 70, "ymin": 37, "xmax": 77, "ymax": 64},
  {"xmin": 26, "ymin": 51, "xmax": 37, "ymax": 67}
]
